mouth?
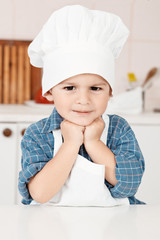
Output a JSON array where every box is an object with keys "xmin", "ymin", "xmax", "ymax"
[{"xmin": 72, "ymin": 110, "xmax": 93, "ymax": 115}]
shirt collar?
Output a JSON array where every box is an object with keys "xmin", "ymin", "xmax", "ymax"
[{"xmin": 41, "ymin": 107, "xmax": 64, "ymax": 133}]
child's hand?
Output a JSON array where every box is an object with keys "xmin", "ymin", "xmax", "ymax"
[
  {"xmin": 84, "ymin": 117, "xmax": 105, "ymax": 146},
  {"xmin": 60, "ymin": 120, "xmax": 85, "ymax": 147}
]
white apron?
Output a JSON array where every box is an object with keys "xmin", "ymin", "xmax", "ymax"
[{"xmin": 47, "ymin": 113, "xmax": 129, "ymax": 207}]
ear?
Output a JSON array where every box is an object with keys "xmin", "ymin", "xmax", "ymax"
[
  {"xmin": 109, "ymin": 86, "xmax": 113, "ymax": 97},
  {"xmin": 44, "ymin": 90, "xmax": 54, "ymax": 102}
]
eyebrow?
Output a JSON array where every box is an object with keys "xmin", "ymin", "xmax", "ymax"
[
  {"xmin": 60, "ymin": 81, "xmax": 107, "ymax": 86},
  {"xmin": 91, "ymin": 83, "xmax": 107, "ymax": 86}
]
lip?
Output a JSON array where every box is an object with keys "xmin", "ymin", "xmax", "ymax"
[{"xmin": 72, "ymin": 110, "xmax": 93, "ymax": 115}]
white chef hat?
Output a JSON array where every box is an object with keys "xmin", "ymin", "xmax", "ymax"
[{"xmin": 28, "ymin": 5, "xmax": 129, "ymax": 96}]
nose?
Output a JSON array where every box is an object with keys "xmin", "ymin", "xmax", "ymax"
[{"xmin": 76, "ymin": 90, "xmax": 90, "ymax": 105}]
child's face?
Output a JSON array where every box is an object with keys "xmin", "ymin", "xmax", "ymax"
[{"xmin": 45, "ymin": 73, "xmax": 111, "ymax": 126}]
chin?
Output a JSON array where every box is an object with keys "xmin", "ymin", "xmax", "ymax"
[
  {"xmin": 71, "ymin": 119, "xmax": 94, "ymax": 127},
  {"xmin": 63, "ymin": 113, "xmax": 97, "ymax": 126}
]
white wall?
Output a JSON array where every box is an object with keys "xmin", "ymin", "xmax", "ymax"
[{"xmin": 0, "ymin": 0, "xmax": 160, "ymax": 94}]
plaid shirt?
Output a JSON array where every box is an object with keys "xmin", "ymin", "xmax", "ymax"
[{"xmin": 18, "ymin": 107, "xmax": 145, "ymax": 205}]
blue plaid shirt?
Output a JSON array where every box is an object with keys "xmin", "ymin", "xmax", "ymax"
[{"xmin": 18, "ymin": 107, "xmax": 145, "ymax": 205}]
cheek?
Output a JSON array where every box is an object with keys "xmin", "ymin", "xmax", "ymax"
[
  {"xmin": 53, "ymin": 93, "xmax": 65, "ymax": 105},
  {"xmin": 95, "ymin": 95, "xmax": 109, "ymax": 108},
  {"xmin": 53, "ymin": 95, "xmax": 71, "ymax": 114}
]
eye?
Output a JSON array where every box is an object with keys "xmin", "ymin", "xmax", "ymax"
[
  {"xmin": 64, "ymin": 86, "xmax": 75, "ymax": 91},
  {"xmin": 90, "ymin": 86, "xmax": 102, "ymax": 91}
]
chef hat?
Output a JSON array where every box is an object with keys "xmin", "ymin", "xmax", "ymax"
[{"xmin": 28, "ymin": 5, "xmax": 129, "ymax": 96}]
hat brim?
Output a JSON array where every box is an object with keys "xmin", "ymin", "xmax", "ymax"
[{"xmin": 42, "ymin": 46, "xmax": 115, "ymax": 96}]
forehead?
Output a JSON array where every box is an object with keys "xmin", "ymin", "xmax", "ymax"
[{"xmin": 60, "ymin": 73, "xmax": 108, "ymax": 85}]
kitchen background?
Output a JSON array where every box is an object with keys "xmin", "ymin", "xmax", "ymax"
[{"xmin": 0, "ymin": 0, "xmax": 160, "ymax": 205}]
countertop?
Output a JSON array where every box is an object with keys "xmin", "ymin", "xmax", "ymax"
[
  {"xmin": 0, "ymin": 104, "xmax": 53, "ymax": 122},
  {"xmin": 1, "ymin": 104, "xmax": 160, "ymax": 124},
  {"xmin": 0, "ymin": 204, "xmax": 160, "ymax": 240}
]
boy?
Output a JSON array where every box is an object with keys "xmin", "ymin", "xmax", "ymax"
[{"xmin": 18, "ymin": 5, "xmax": 145, "ymax": 205}]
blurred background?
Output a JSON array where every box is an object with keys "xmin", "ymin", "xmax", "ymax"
[{"xmin": 0, "ymin": 0, "xmax": 160, "ymax": 205}]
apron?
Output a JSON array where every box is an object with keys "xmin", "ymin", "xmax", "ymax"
[{"xmin": 48, "ymin": 113, "xmax": 129, "ymax": 207}]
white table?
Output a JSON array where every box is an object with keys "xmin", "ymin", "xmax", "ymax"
[{"xmin": 0, "ymin": 204, "xmax": 160, "ymax": 240}]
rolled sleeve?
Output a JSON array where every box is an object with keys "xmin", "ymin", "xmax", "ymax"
[
  {"xmin": 18, "ymin": 126, "xmax": 54, "ymax": 204},
  {"xmin": 107, "ymin": 115, "xmax": 145, "ymax": 199}
]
